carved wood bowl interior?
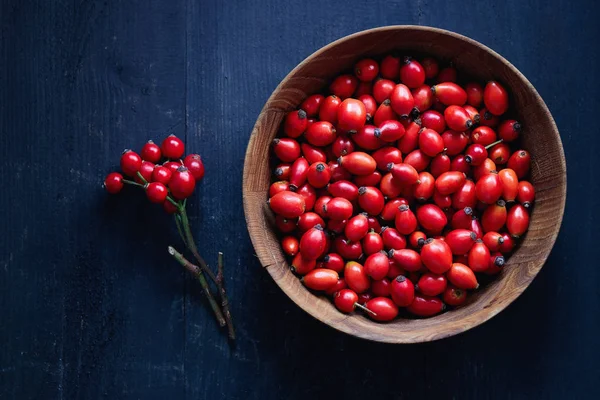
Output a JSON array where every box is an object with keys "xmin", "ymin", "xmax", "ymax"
[{"xmin": 243, "ymin": 26, "xmax": 566, "ymax": 343}]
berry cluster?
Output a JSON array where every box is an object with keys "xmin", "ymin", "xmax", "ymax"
[
  {"xmin": 104, "ymin": 135, "xmax": 204, "ymax": 210},
  {"xmin": 268, "ymin": 54, "xmax": 535, "ymax": 321},
  {"xmin": 104, "ymin": 135, "xmax": 235, "ymax": 339}
]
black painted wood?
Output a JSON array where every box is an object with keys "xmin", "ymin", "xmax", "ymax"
[{"xmin": 1, "ymin": 0, "xmax": 599, "ymax": 398}]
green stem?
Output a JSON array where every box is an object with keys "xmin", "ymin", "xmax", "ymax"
[
  {"xmin": 178, "ymin": 207, "xmax": 219, "ymax": 285},
  {"xmin": 485, "ymin": 139, "xmax": 504, "ymax": 150},
  {"xmin": 122, "ymin": 179, "xmax": 144, "ymax": 187},
  {"xmin": 218, "ymin": 252, "xmax": 236, "ymax": 340},
  {"xmin": 136, "ymin": 171, "xmax": 148, "ymax": 184},
  {"xmin": 174, "ymin": 214, "xmax": 188, "ymax": 247},
  {"xmin": 168, "ymin": 246, "xmax": 226, "ymax": 327}
]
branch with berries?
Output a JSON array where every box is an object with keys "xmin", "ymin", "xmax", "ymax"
[{"xmin": 103, "ymin": 134, "xmax": 235, "ymax": 340}]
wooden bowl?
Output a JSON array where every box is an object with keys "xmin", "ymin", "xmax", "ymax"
[{"xmin": 243, "ymin": 26, "xmax": 566, "ymax": 343}]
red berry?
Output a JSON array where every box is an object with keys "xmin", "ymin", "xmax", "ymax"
[
  {"xmin": 163, "ymin": 199, "xmax": 179, "ymax": 214},
  {"xmin": 283, "ymin": 110, "xmax": 308, "ymax": 138},
  {"xmin": 183, "ymin": 154, "xmax": 205, "ymax": 181},
  {"xmin": 390, "ymin": 275, "xmax": 415, "ymax": 307},
  {"xmin": 329, "ymin": 74, "xmax": 358, "ymax": 99},
  {"xmin": 145, "ymin": 182, "xmax": 168, "ymax": 204},
  {"xmin": 169, "ymin": 166, "xmax": 196, "ymax": 200},
  {"xmin": 120, "ymin": 150, "xmax": 142, "ymax": 177},
  {"xmin": 161, "ymin": 135, "xmax": 185, "ymax": 159},
  {"xmin": 483, "ymin": 81, "xmax": 509, "ymax": 116},
  {"xmin": 354, "ymin": 58, "xmax": 379, "ymax": 82},
  {"xmin": 151, "ymin": 165, "xmax": 172, "ymax": 185},
  {"xmin": 141, "ymin": 140, "xmax": 162, "ymax": 163},
  {"xmin": 334, "ymin": 289, "xmax": 359, "ymax": 313},
  {"xmin": 400, "ymin": 57, "xmax": 426, "ymax": 88},
  {"xmin": 135, "ymin": 161, "xmax": 155, "ymax": 183},
  {"xmin": 337, "ymin": 98, "xmax": 367, "ymax": 132},
  {"xmin": 104, "ymin": 172, "xmax": 124, "ymax": 194}
]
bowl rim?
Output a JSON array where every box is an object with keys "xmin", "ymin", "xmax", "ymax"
[{"xmin": 243, "ymin": 25, "xmax": 567, "ymax": 343}]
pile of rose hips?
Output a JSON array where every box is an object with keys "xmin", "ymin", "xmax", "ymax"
[
  {"xmin": 269, "ymin": 54, "xmax": 535, "ymax": 321},
  {"xmin": 104, "ymin": 135, "xmax": 205, "ymax": 208}
]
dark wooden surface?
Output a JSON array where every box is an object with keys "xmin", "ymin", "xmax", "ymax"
[{"xmin": 0, "ymin": 0, "xmax": 598, "ymax": 398}]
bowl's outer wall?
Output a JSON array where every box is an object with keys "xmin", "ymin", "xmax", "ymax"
[{"xmin": 243, "ymin": 26, "xmax": 566, "ymax": 343}]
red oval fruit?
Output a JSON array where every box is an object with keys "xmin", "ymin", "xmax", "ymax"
[
  {"xmin": 334, "ymin": 289, "xmax": 358, "ymax": 313},
  {"xmin": 451, "ymin": 207, "xmax": 474, "ymax": 230},
  {"xmin": 372, "ymin": 147, "xmax": 402, "ymax": 171},
  {"xmin": 421, "ymin": 110, "xmax": 446, "ymax": 133},
  {"xmin": 380, "ymin": 198, "xmax": 405, "ymax": 220},
  {"xmin": 451, "ymin": 180, "xmax": 476, "ymax": 209},
  {"xmin": 507, "ymin": 204, "xmax": 530, "ymax": 238},
  {"xmin": 380, "ymin": 55, "xmax": 401, "ymax": 80},
  {"xmin": 338, "ymin": 152, "xmax": 377, "ymax": 176},
  {"xmin": 302, "ymin": 268, "xmax": 339, "ymax": 291},
  {"xmin": 447, "ymin": 263, "xmax": 479, "ymax": 290},
  {"xmin": 354, "ymin": 58, "xmax": 379, "ymax": 82},
  {"xmin": 120, "ymin": 150, "xmax": 143, "ymax": 177},
  {"xmin": 481, "ymin": 200, "xmax": 508, "ymax": 232},
  {"xmin": 305, "ymin": 121, "xmax": 336, "ymax": 147},
  {"xmin": 395, "ymin": 205, "xmax": 418, "ymax": 235},
  {"xmin": 416, "ymin": 204, "xmax": 447, "ymax": 235},
  {"xmin": 400, "ymin": 57, "xmax": 426, "ymax": 88},
  {"xmin": 475, "ymin": 173, "xmax": 503, "ymax": 204},
  {"xmin": 283, "ymin": 110, "xmax": 308, "ymax": 138},
  {"xmin": 468, "ymin": 240, "xmax": 491, "ymax": 272},
  {"xmin": 359, "ymin": 94, "xmax": 377, "ymax": 118},
  {"xmin": 390, "ymin": 275, "xmax": 415, "ymax": 307},
  {"xmin": 409, "ymin": 231, "xmax": 427, "ymax": 249},
  {"xmin": 324, "ymin": 197, "xmax": 353, "ymax": 221},
  {"xmin": 300, "ymin": 225, "xmax": 327, "ymax": 260},
  {"xmin": 435, "ymin": 171, "xmax": 466, "ymax": 195},
  {"xmin": 417, "ymin": 273, "xmax": 447, "ymax": 296},
  {"xmin": 288, "ymin": 157, "xmax": 309, "ymax": 190},
  {"xmin": 420, "ymin": 238, "xmax": 452, "ymax": 274},
  {"xmin": 338, "ymin": 98, "xmax": 367, "ymax": 132},
  {"xmin": 330, "ymin": 74, "xmax": 358, "ymax": 99},
  {"xmin": 345, "ymin": 214, "xmax": 369, "ymax": 242},
  {"xmin": 295, "ymin": 183, "xmax": 316, "ymax": 211},
  {"xmin": 483, "ymin": 81, "xmax": 509, "ymax": 116},
  {"xmin": 404, "ymin": 149, "xmax": 431, "ymax": 172},
  {"xmin": 473, "ymin": 158, "xmax": 497, "ymax": 181},
  {"xmin": 432, "ymin": 82, "xmax": 467, "ymax": 105},
  {"xmin": 507, "ymin": 150, "xmax": 531, "ymax": 179},
  {"xmin": 465, "ymin": 82, "xmax": 484, "ymax": 107},
  {"xmin": 366, "ymin": 297, "xmax": 399, "ymax": 321},
  {"xmin": 421, "ymin": 57, "xmax": 439, "ymax": 79},
  {"xmin": 373, "ymin": 79, "xmax": 396, "ymax": 103},
  {"xmin": 364, "ymin": 251, "xmax": 390, "ymax": 280},
  {"xmin": 371, "ymin": 278, "xmax": 392, "ymax": 297},
  {"xmin": 269, "ymin": 190, "xmax": 305, "ymax": 218},
  {"xmin": 444, "ymin": 105, "xmax": 473, "ymax": 131},
  {"xmin": 291, "ymin": 253, "xmax": 316, "ymax": 275},
  {"xmin": 390, "ymin": 84, "xmax": 415, "ymax": 117},
  {"xmin": 398, "ymin": 120, "xmax": 422, "ymax": 153},
  {"xmin": 413, "ymin": 171, "xmax": 435, "ymax": 202},
  {"xmin": 498, "ymin": 119, "xmax": 521, "ymax": 142},
  {"xmin": 344, "ymin": 261, "xmax": 370, "ymax": 293},
  {"xmin": 412, "ymin": 84, "xmax": 433, "ymax": 112},
  {"xmin": 161, "ymin": 135, "xmax": 185, "ymax": 159},
  {"xmin": 483, "ymin": 231, "xmax": 505, "ymax": 252},
  {"xmin": 489, "ymin": 143, "xmax": 511, "ymax": 165},
  {"xmin": 390, "ymin": 249, "xmax": 423, "ymax": 272},
  {"xmin": 498, "ymin": 168, "xmax": 519, "ymax": 202},
  {"xmin": 357, "ymin": 186, "xmax": 385, "ymax": 215},
  {"xmin": 381, "ymin": 227, "xmax": 407, "ymax": 250},
  {"xmin": 378, "ymin": 120, "xmax": 406, "ymax": 142},
  {"xmin": 276, "ymin": 215, "xmax": 297, "ymax": 233},
  {"xmin": 297, "ymin": 212, "xmax": 325, "ymax": 232},
  {"xmin": 445, "ymin": 229, "xmax": 477, "ymax": 255},
  {"xmin": 443, "ymin": 285, "xmax": 467, "ymax": 306},
  {"xmin": 362, "ymin": 231, "xmax": 384, "ymax": 255},
  {"xmin": 407, "ymin": 294, "xmax": 445, "ymax": 317},
  {"xmin": 281, "ymin": 236, "xmax": 300, "ymax": 256},
  {"xmin": 419, "ymin": 128, "xmax": 445, "ymax": 157},
  {"xmin": 272, "ymin": 138, "xmax": 301, "ymax": 162},
  {"xmin": 300, "ymin": 94, "xmax": 324, "ymax": 117},
  {"xmin": 334, "ymin": 237, "xmax": 363, "ymax": 260},
  {"xmin": 327, "ymin": 180, "xmax": 359, "ymax": 202},
  {"xmin": 169, "ymin": 167, "xmax": 196, "ymax": 200},
  {"xmin": 517, "ymin": 180, "xmax": 535, "ymax": 208},
  {"xmin": 430, "ymin": 153, "xmax": 451, "ymax": 178}
]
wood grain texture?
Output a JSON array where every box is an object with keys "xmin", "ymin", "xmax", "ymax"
[
  {"xmin": 1, "ymin": 0, "xmax": 599, "ymax": 398},
  {"xmin": 243, "ymin": 26, "xmax": 567, "ymax": 343}
]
